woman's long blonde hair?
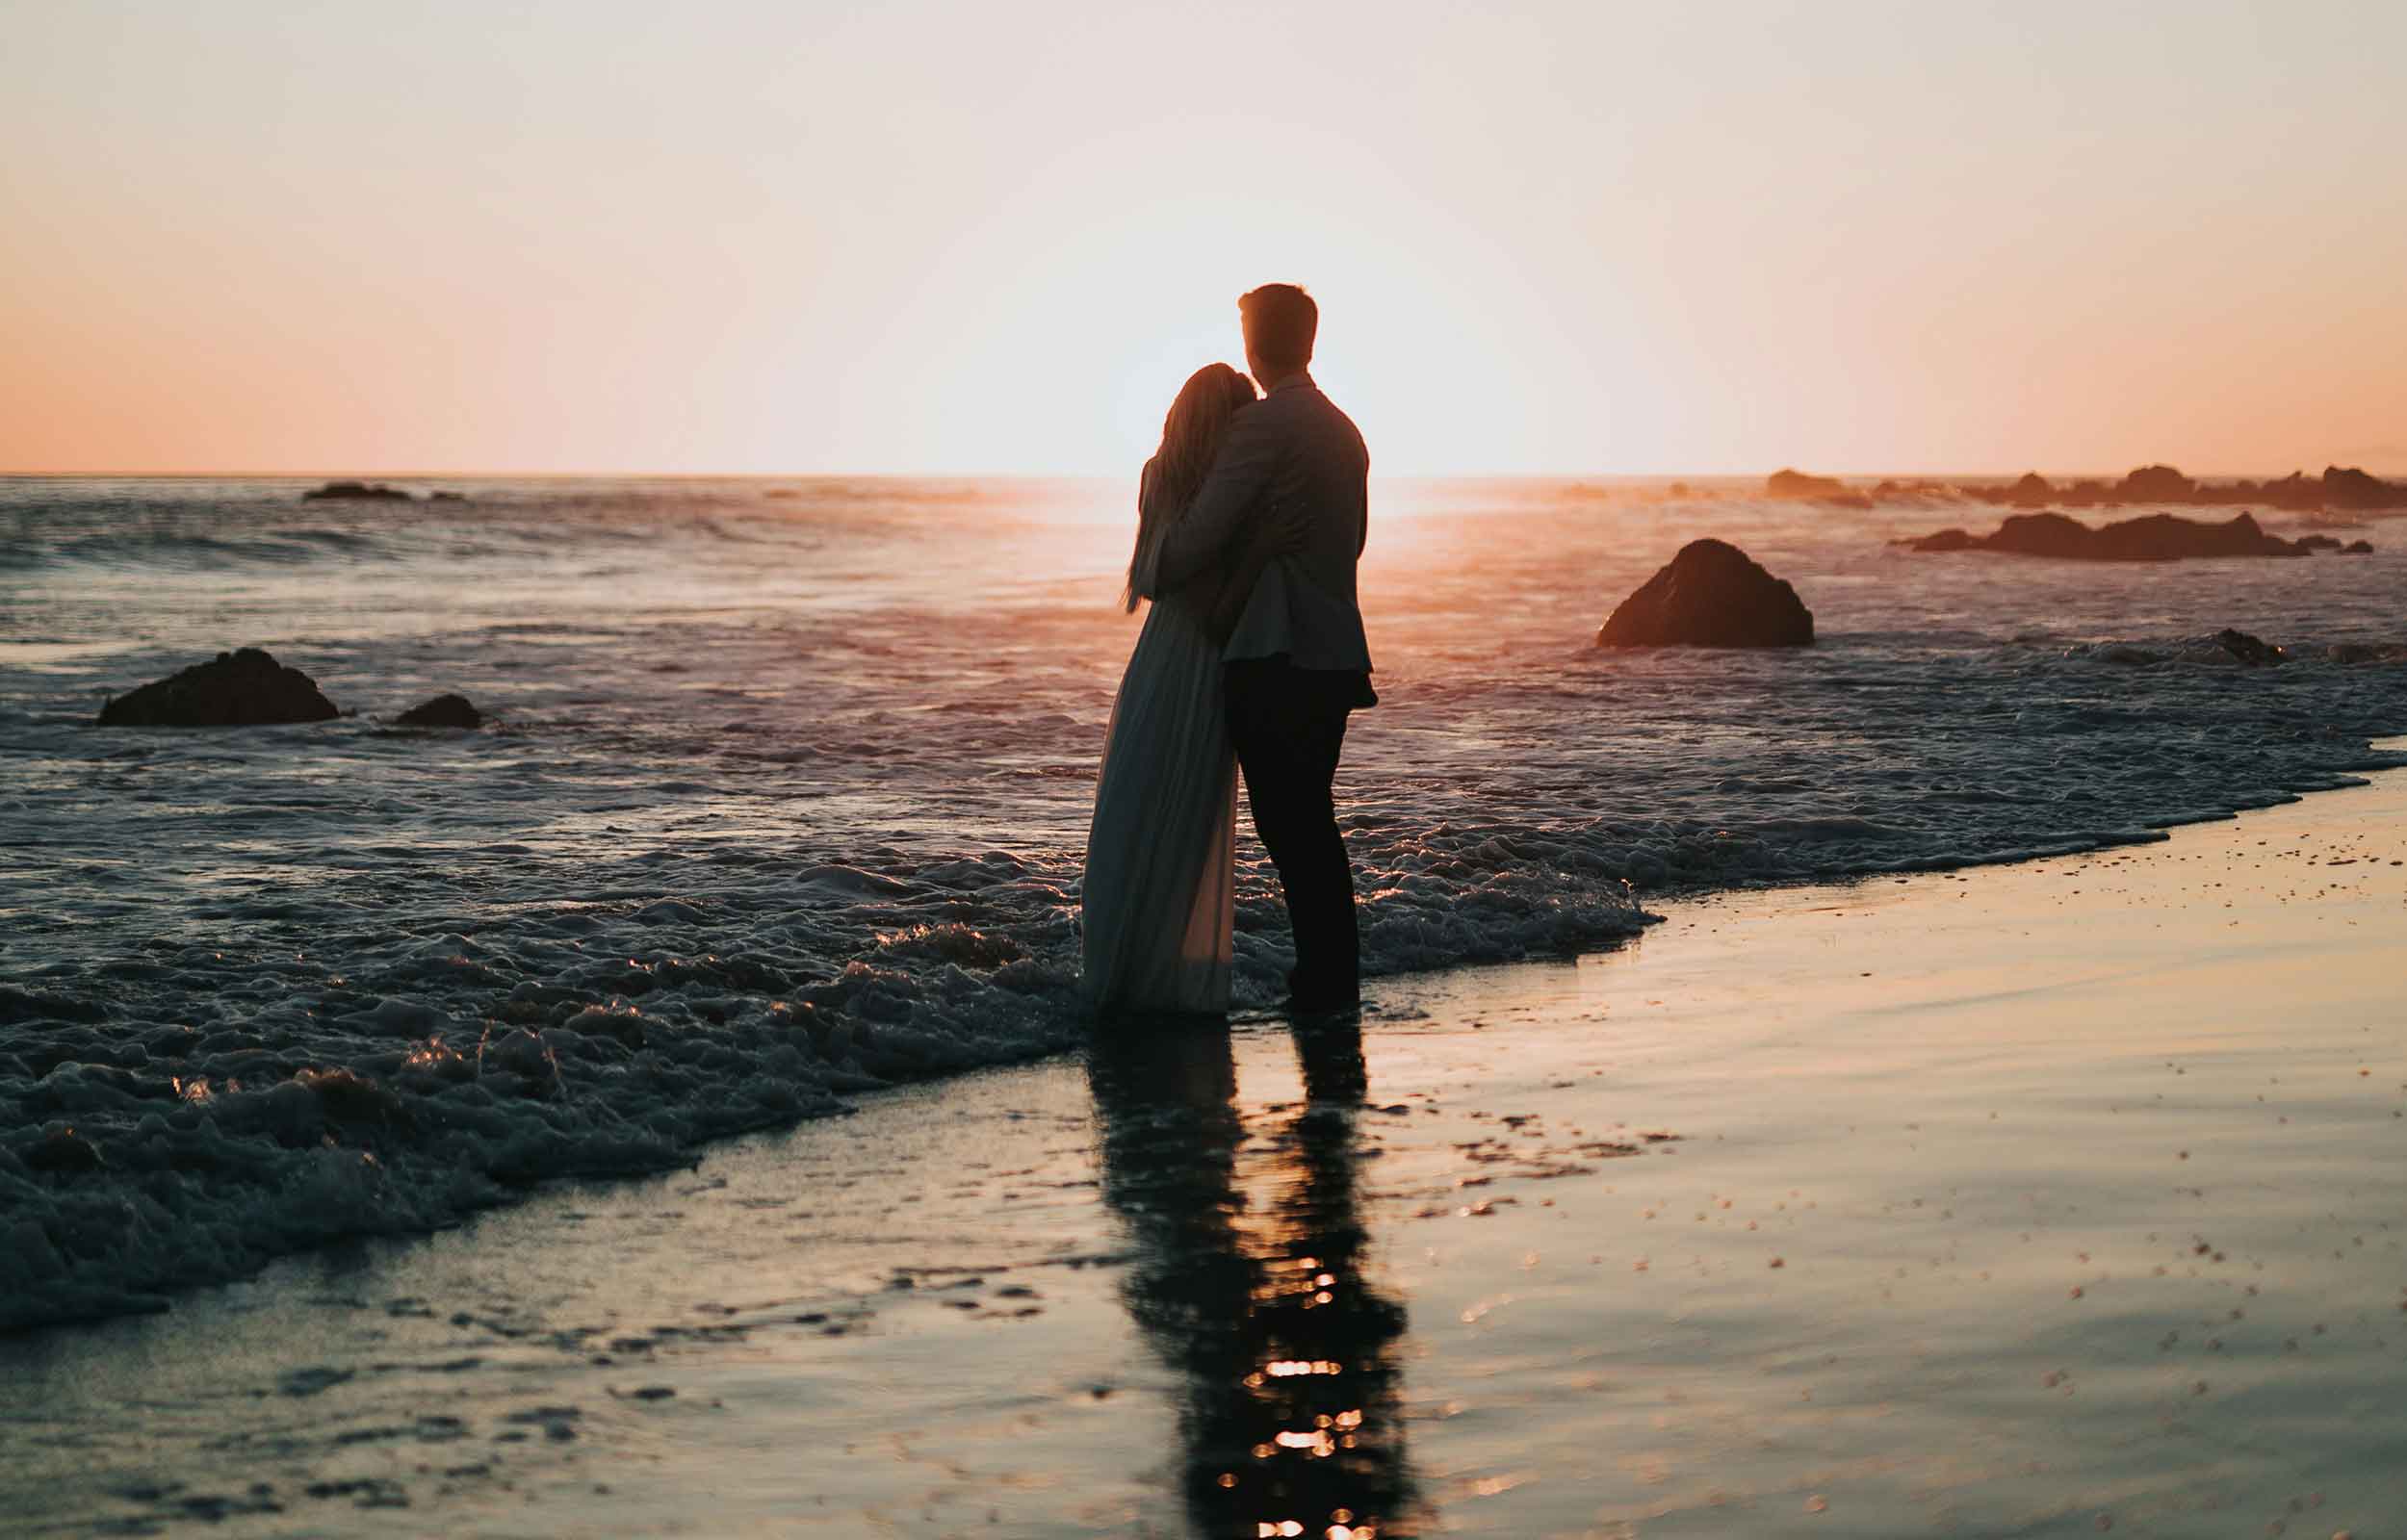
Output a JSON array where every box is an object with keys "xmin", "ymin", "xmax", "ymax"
[{"xmin": 1125, "ymin": 362, "xmax": 1257, "ymax": 611}]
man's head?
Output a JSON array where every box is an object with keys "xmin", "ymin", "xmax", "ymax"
[{"xmin": 1239, "ymin": 283, "xmax": 1316, "ymax": 387}]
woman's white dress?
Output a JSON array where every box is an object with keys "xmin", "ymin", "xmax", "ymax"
[{"xmin": 1079, "ymin": 534, "xmax": 1239, "ymax": 1014}]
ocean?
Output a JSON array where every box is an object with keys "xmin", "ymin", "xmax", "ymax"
[{"xmin": 3, "ymin": 474, "xmax": 2402, "ymax": 1331}]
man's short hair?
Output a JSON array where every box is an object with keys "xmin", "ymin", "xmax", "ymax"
[{"xmin": 1239, "ymin": 284, "xmax": 1317, "ymax": 372}]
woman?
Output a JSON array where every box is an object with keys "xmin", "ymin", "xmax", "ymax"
[{"xmin": 1081, "ymin": 363, "xmax": 1299, "ymax": 1014}]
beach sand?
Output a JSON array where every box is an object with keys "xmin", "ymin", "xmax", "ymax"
[{"xmin": 7, "ymin": 766, "xmax": 2402, "ymax": 1538}]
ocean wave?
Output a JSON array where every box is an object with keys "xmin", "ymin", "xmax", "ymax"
[{"xmin": 5, "ymin": 476, "xmax": 2405, "ymax": 1332}]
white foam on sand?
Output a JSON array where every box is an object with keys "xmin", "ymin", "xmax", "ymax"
[{"xmin": 5, "ymin": 760, "xmax": 2400, "ymax": 1538}]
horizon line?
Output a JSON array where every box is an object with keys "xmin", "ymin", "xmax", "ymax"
[{"xmin": 6, "ymin": 464, "xmax": 2404, "ymax": 483}]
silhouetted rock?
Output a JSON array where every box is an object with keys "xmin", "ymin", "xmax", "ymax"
[
  {"xmin": 1765, "ymin": 469, "xmax": 1870, "ymax": 508},
  {"xmin": 1902, "ymin": 527, "xmax": 1980, "ymax": 552},
  {"xmin": 395, "ymin": 693, "xmax": 482, "ymax": 730},
  {"xmin": 1766, "ymin": 468, "xmax": 1843, "ymax": 498},
  {"xmin": 2253, "ymin": 472, "xmax": 2323, "ymax": 510},
  {"xmin": 1955, "ymin": 463, "xmax": 2407, "ymax": 510},
  {"xmin": 1902, "ymin": 510, "xmax": 2306, "ymax": 561},
  {"xmin": 2295, "ymin": 535, "xmax": 2343, "ymax": 552},
  {"xmin": 1595, "ymin": 539, "xmax": 1814, "ymax": 648},
  {"xmin": 2344, "ymin": 539, "xmax": 2375, "ymax": 554},
  {"xmin": 2115, "ymin": 464, "xmax": 2196, "ymax": 501},
  {"xmin": 97, "ymin": 649, "xmax": 341, "ymax": 728},
  {"xmin": 2211, "ymin": 629, "xmax": 2284, "ymax": 666},
  {"xmin": 302, "ymin": 480, "xmax": 414, "ymax": 501},
  {"xmin": 2091, "ymin": 512, "xmax": 2299, "ymax": 560},
  {"xmin": 2004, "ymin": 472, "xmax": 2055, "ymax": 506},
  {"xmin": 2321, "ymin": 466, "xmax": 2407, "ymax": 510}
]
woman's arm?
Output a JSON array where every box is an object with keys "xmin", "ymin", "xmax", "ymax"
[{"xmin": 1153, "ymin": 405, "xmax": 1281, "ymax": 589}]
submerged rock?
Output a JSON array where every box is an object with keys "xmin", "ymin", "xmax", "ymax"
[
  {"xmin": 1596, "ymin": 539, "xmax": 1815, "ymax": 649},
  {"xmin": 2343, "ymin": 539, "xmax": 2375, "ymax": 554},
  {"xmin": 23, "ymin": 1127, "xmax": 105, "ymax": 1174},
  {"xmin": 97, "ymin": 648, "xmax": 341, "ymax": 728},
  {"xmin": 302, "ymin": 480, "xmax": 414, "ymax": 501},
  {"xmin": 1901, "ymin": 509, "xmax": 2307, "ymax": 561},
  {"xmin": 395, "ymin": 693, "xmax": 483, "ymax": 730},
  {"xmin": 2211, "ymin": 629, "xmax": 2285, "ymax": 666}
]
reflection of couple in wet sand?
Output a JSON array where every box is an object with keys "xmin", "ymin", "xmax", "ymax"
[
  {"xmin": 1089, "ymin": 1019, "xmax": 1414, "ymax": 1538},
  {"xmin": 1077, "ymin": 285, "xmax": 1410, "ymax": 1533},
  {"xmin": 1079, "ymin": 283, "xmax": 1376, "ymax": 1017}
]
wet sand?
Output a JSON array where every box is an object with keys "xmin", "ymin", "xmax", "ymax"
[{"xmin": 6, "ymin": 768, "xmax": 2403, "ymax": 1538}]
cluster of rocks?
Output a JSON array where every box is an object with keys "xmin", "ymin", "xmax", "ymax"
[
  {"xmin": 1592, "ymin": 538, "xmax": 2379, "ymax": 655},
  {"xmin": 302, "ymin": 481, "xmax": 467, "ymax": 502},
  {"xmin": 95, "ymin": 649, "xmax": 484, "ymax": 731},
  {"xmin": 1898, "ymin": 510, "xmax": 2372, "ymax": 561},
  {"xmin": 1762, "ymin": 463, "xmax": 2407, "ymax": 513},
  {"xmin": 1971, "ymin": 464, "xmax": 2407, "ymax": 513}
]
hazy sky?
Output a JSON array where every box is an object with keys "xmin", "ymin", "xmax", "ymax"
[{"xmin": 4, "ymin": 1, "xmax": 2401, "ymax": 475}]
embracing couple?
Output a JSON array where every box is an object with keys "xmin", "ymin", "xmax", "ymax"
[{"xmin": 1080, "ymin": 283, "xmax": 1376, "ymax": 1017}]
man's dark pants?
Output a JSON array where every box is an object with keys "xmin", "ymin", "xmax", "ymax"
[{"xmin": 1225, "ymin": 656, "xmax": 1370, "ymax": 1008}]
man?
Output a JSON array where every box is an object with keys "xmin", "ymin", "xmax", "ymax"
[{"xmin": 1153, "ymin": 283, "xmax": 1375, "ymax": 1011}]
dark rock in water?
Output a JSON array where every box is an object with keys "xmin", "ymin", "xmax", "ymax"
[
  {"xmin": 1931, "ymin": 511, "xmax": 2093, "ymax": 556},
  {"xmin": 2329, "ymin": 642, "xmax": 2405, "ymax": 664},
  {"xmin": 1954, "ymin": 463, "xmax": 2407, "ymax": 511},
  {"xmin": 24, "ymin": 1128, "xmax": 105, "ymax": 1174},
  {"xmin": 2294, "ymin": 534, "xmax": 2343, "ymax": 552},
  {"xmin": 1903, "ymin": 509, "xmax": 2306, "ymax": 561},
  {"xmin": 98, "ymin": 648, "xmax": 341, "ymax": 728},
  {"xmin": 2212, "ymin": 629, "xmax": 2285, "ymax": 666},
  {"xmin": 2088, "ymin": 512, "xmax": 2300, "ymax": 560},
  {"xmin": 302, "ymin": 479, "xmax": 414, "ymax": 501},
  {"xmin": 1766, "ymin": 468, "xmax": 1843, "ymax": 498},
  {"xmin": 396, "ymin": 693, "xmax": 483, "ymax": 730},
  {"xmin": 1897, "ymin": 526, "xmax": 1980, "ymax": 552},
  {"xmin": 428, "ymin": 490, "xmax": 467, "ymax": 502},
  {"xmin": 2321, "ymin": 465, "xmax": 2407, "ymax": 510},
  {"xmin": 1765, "ymin": 468, "xmax": 1871, "ymax": 508},
  {"xmin": 2004, "ymin": 471, "xmax": 2055, "ymax": 506},
  {"xmin": 2343, "ymin": 539, "xmax": 2374, "ymax": 554},
  {"xmin": 1596, "ymin": 539, "xmax": 1814, "ymax": 649},
  {"xmin": 2115, "ymin": 464, "xmax": 2197, "ymax": 501}
]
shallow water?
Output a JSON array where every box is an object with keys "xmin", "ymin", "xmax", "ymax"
[
  {"xmin": 3, "ymin": 775, "xmax": 2398, "ymax": 1537},
  {"xmin": 3, "ymin": 475, "xmax": 2404, "ymax": 1328}
]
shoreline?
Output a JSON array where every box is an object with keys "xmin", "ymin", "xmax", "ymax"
[{"xmin": 6, "ymin": 759, "xmax": 2401, "ymax": 1535}]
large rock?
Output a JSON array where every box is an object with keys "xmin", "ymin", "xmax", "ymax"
[
  {"xmin": 395, "ymin": 693, "xmax": 483, "ymax": 729},
  {"xmin": 1595, "ymin": 540, "xmax": 1814, "ymax": 649},
  {"xmin": 1901, "ymin": 509, "xmax": 2307, "ymax": 561},
  {"xmin": 97, "ymin": 649, "xmax": 341, "ymax": 727}
]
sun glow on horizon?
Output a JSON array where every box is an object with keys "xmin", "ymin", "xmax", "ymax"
[{"xmin": 3, "ymin": 2, "xmax": 2403, "ymax": 479}]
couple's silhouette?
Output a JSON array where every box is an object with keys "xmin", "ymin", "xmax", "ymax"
[
  {"xmin": 1089, "ymin": 1018, "xmax": 1414, "ymax": 1537},
  {"xmin": 1080, "ymin": 284, "xmax": 1375, "ymax": 1017}
]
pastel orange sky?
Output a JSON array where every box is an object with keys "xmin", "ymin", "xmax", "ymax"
[{"xmin": 4, "ymin": 1, "xmax": 2402, "ymax": 477}]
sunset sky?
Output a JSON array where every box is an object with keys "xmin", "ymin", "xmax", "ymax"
[{"xmin": 3, "ymin": 1, "xmax": 2401, "ymax": 477}]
